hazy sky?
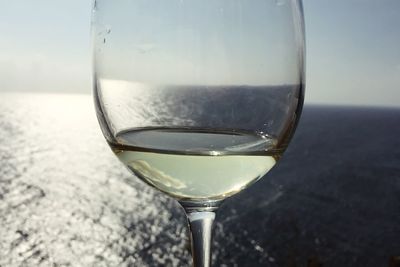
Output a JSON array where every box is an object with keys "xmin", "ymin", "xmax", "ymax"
[{"xmin": 0, "ymin": 0, "xmax": 399, "ymax": 107}]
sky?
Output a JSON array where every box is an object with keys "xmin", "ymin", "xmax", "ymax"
[{"xmin": 0, "ymin": 0, "xmax": 399, "ymax": 107}]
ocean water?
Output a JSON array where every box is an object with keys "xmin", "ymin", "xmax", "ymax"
[
  {"xmin": 2, "ymin": 93, "xmax": 400, "ymax": 267},
  {"xmin": 0, "ymin": 93, "xmax": 194, "ymax": 266}
]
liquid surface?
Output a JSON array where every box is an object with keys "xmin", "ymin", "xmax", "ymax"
[{"xmin": 110, "ymin": 128, "xmax": 281, "ymax": 200}]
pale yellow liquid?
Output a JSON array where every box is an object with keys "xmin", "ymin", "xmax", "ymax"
[{"xmin": 110, "ymin": 129, "xmax": 281, "ymax": 200}]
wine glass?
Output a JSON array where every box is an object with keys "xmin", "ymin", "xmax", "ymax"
[{"xmin": 91, "ymin": 0, "xmax": 305, "ymax": 266}]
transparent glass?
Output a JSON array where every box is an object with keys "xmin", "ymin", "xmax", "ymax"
[{"xmin": 91, "ymin": 0, "xmax": 305, "ymax": 266}]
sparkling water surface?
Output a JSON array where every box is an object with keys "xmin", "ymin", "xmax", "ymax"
[
  {"xmin": 0, "ymin": 93, "xmax": 193, "ymax": 266},
  {"xmin": 1, "ymin": 93, "xmax": 400, "ymax": 267}
]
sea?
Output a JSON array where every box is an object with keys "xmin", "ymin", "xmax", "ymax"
[
  {"xmin": 0, "ymin": 92, "xmax": 194, "ymax": 266},
  {"xmin": 1, "ymin": 92, "xmax": 400, "ymax": 267}
]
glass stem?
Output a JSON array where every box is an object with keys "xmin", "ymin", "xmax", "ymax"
[{"xmin": 186, "ymin": 211, "xmax": 216, "ymax": 267}]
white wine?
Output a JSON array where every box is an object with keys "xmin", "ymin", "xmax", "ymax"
[{"xmin": 109, "ymin": 128, "xmax": 282, "ymax": 200}]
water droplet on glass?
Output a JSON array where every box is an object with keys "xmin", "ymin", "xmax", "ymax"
[{"xmin": 105, "ymin": 25, "xmax": 112, "ymax": 34}]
